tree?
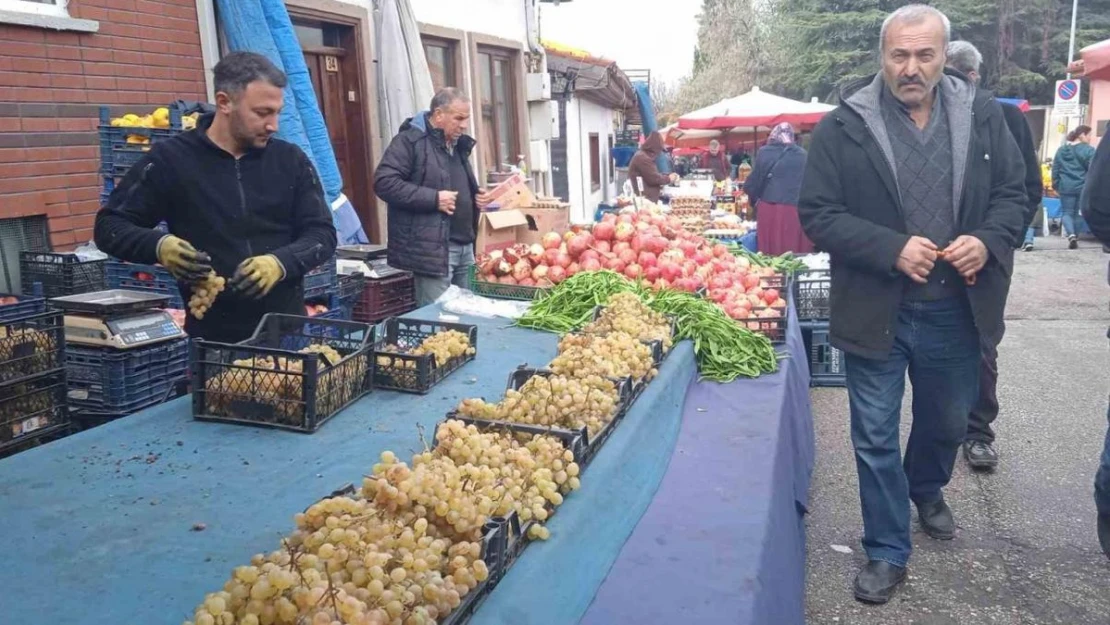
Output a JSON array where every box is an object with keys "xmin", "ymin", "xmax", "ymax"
[{"xmin": 650, "ymin": 78, "xmax": 683, "ymax": 126}]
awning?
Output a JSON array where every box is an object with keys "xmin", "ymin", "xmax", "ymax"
[
  {"xmin": 544, "ymin": 43, "xmax": 639, "ymax": 122},
  {"xmin": 1070, "ymin": 39, "xmax": 1110, "ymax": 80},
  {"xmin": 677, "ymin": 87, "xmax": 834, "ymax": 131}
]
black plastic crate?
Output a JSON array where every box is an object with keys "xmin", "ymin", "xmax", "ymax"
[
  {"xmin": 98, "ymin": 106, "xmax": 183, "ymax": 177},
  {"xmin": 336, "ymin": 273, "xmax": 366, "ymax": 307},
  {"xmin": 303, "ymin": 258, "xmax": 338, "ymax": 300},
  {"xmin": 66, "ymin": 338, "xmax": 189, "ymax": 411},
  {"xmin": 795, "ymin": 268, "xmax": 831, "ymax": 321},
  {"xmin": 191, "ymin": 314, "xmax": 375, "ymax": 433},
  {"xmin": 0, "ymin": 292, "xmax": 47, "ymax": 323},
  {"xmin": 0, "ymin": 311, "xmax": 66, "ymax": 386},
  {"xmin": 352, "ymin": 272, "xmax": 416, "ymax": 323},
  {"xmin": 801, "ymin": 321, "xmax": 846, "ymax": 387},
  {"xmin": 741, "ymin": 306, "xmax": 788, "ymax": 345},
  {"xmin": 373, "ymin": 317, "xmax": 478, "ymax": 394},
  {"xmin": 20, "ymin": 252, "xmax": 107, "ymax": 298},
  {"xmin": 0, "ymin": 369, "xmax": 69, "ymax": 454},
  {"xmin": 104, "ymin": 261, "xmax": 184, "ymax": 309}
]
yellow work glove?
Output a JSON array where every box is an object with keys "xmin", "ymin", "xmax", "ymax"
[
  {"xmin": 156, "ymin": 235, "xmax": 212, "ymax": 282},
  {"xmin": 229, "ymin": 254, "xmax": 285, "ymax": 300}
]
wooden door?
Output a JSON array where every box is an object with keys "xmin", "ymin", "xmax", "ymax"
[{"xmin": 303, "ymin": 49, "xmax": 355, "ymax": 202}]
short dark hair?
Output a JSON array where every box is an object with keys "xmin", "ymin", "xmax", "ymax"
[
  {"xmin": 213, "ymin": 51, "xmax": 287, "ymax": 98},
  {"xmin": 430, "ymin": 87, "xmax": 469, "ymax": 112}
]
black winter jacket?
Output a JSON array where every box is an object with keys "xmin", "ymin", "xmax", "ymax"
[
  {"xmin": 999, "ymin": 102, "xmax": 1044, "ymax": 232},
  {"xmin": 374, "ymin": 113, "xmax": 480, "ymax": 277},
  {"xmin": 743, "ymin": 142, "xmax": 808, "ymax": 206},
  {"xmin": 1082, "ymin": 135, "xmax": 1110, "ymax": 315},
  {"xmin": 798, "ymin": 71, "xmax": 1026, "ymax": 360},
  {"xmin": 94, "ymin": 114, "xmax": 337, "ymax": 342}
]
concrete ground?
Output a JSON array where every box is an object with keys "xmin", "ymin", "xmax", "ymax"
[{"xmin": 804, "ymin": 235, "xmax": 1110, "ymax": 625}]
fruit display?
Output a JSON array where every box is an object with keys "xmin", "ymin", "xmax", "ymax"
[
  {"xmin": 375, "ymin": 329, "xmax": 476, "ymax": 392},
  {"xmin": 550, "ymin": 332, "xmax": 655, "ymax": 382},
  {"xmin": 457, "ymin": 372, "xmax": 621, "ymax": 437},
  {"xmin": 0, "ymin": 379, "xmax": 59, "ymax": 445},
  {"xmin": 183, "ymin": 419, "xmax": 580, "ymax": 625},
  {"xmin": 109, "ymin": 107, "xmax": 199, "ymax": 137},
  {"xmin": 0, "ymin": 322, "xmax": 60, "ymax": 384},
  {"xmin": 189, "ymin": 272, "xmax": 226, "ymax": 320},
  {"xmin": 584, "ymin": 292, "xmax": 674, "ymax": 350}
]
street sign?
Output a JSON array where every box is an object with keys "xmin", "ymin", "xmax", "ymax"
[{"xmin": 1054, "ymin": 79, "xmax": 1081, "ymax": 117}]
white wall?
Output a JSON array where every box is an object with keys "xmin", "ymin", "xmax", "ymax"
[
  {"xmin": 410, "ymin": 0, "xmax": 528, "ymax": 44},
  {"xmin": 565, "ymin": 97, "xmax": 617, "ymax": 224}
]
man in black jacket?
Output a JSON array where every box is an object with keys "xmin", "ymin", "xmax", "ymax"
[
  {"xmin": 945, "ymin": 41, "xmax": 1044, "ymax": 470},
  {"xmin": 1081, "ymin": 133, "xmax": 1110, "ymax": 559},
  {"xmin": 799, "ymin": 5, "xmax": 1026, "ymax": 603},
  {"xmin": 95, "ymin": 52, "xmax": 337, "ymax": 342},
  {"xmin": 374, "ymin": 88, "xmax": 491, "ymax": 306}
]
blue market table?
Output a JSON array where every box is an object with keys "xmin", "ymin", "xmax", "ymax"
[{"xmin": 0, "ymin": 304, "xmax": 814, "ymax": 625}]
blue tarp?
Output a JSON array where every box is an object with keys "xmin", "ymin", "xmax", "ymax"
[{"xmin": 633, "ymin": 80, "xmax": 671, "ymax": 174}]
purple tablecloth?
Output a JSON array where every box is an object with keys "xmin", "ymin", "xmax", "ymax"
[{"xmin": 582, "ymin": 306, "xmax": 815, "ymax": 625}]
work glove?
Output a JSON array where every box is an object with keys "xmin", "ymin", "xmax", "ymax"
[
  {"xmin": 156, "ymin": 235, "xmax": 212, "ymax": 282},
  {"xmin": 229, "ymin": 254, "xmax": 285, "ymax": 300}
]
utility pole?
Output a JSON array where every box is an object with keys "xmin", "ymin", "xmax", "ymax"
[{"xmin": 1067, "ymin": 0, "xmax": 1079, "ymax": 78}]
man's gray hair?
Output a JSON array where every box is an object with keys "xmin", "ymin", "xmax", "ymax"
[
  {"xmin": 430, "ymin": 87, "xmax": 469, "ymax": 112},
  {"xmin": 946, "ymin": 40, "xmax": 982, "ymax": 75},
  {"xmin": 880, "ymin": 4, "xmax": 951, "ymax": 51},
  {"xmin": 709, "ymin": 139, "xmax": 720, "ymax": 149}
]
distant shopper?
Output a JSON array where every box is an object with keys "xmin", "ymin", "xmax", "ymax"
[
  {"xmin": 628, "ymin": 131, "xmax": 678, "ymax": 203},
  {"xmin": 1053, "ymin": 125, "xmax": 1096, "ymax": 249},
  {"xmin": 701, "ymin": 139, "xmax": 730, "ymax": 182},
  {"xmin": 1082, "ymin": 126, "xmax": 1110, "ymax": 559},
  {"xmin": 744, "ymin": 123, "xmax": 812, "ymax": 255}
]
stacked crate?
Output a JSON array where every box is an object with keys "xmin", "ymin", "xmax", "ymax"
[
  {"xmin": 65, "ymin": 337, "xmax": 189, "ymax": 417},
  {"xmin": 0, "ymin": 306, "xmax": 70, "ymax": 457},
  {"xmin": 794, "ymin": 269, "xmax": 845, "ymax": 387}
]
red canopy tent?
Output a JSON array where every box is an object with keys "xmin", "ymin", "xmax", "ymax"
[{"xmin": 677, "ymin": 87, "xmax": 835, "ymax": 131}]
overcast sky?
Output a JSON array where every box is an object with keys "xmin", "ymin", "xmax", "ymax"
[{"xmin": 538, "ymin": 0, "xmax": 701, "ymax": 84}]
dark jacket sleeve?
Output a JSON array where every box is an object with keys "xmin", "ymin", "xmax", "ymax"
[
  {"xmin": 93, "ymin": 151, "xmax": 172, "ymax": 265},
  {"xmin": 630, "ymin": 152, "xmax": 672, "ymax": 188},
  {"xmin": 797, "ymin": 116, "xmax": 910, "ymax": 276},
  {"xmin": 1052, "ymin": 148, "xmax": 1064, "ymax": 193},
  {"xmin": 743, "ymin": 146, "xmax": 771, "ymax": 205},
  {"xmin": 1083, "ymin": 137, "xmax": 1110, "ymax": 245},
  {"xmin": 373, "ymin": 133, "xmax": 438, "ymax": 213},
  {"xmin": 969, "ymin": 107, "xmax": 1027, "ymax": 261},
  {"xmin": 268, "ymin": 148, "xmax": 338, "ymax": 280},
  {"xmin": 1000, "ymin": 104, "xmax": 1043, "ymax": 230}
]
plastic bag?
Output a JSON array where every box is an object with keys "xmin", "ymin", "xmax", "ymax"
[
  {"xmin": 435, "ymin": 286, "xmax": 531, "ymax": 319},
  {"xmin": 73, "ymin": 241, "xmax": 108, "ymax": 262}
]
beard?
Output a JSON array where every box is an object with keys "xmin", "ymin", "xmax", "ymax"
[{"xmin": 229, "ymin": 110, "xmax": 271, "ymax": 151}]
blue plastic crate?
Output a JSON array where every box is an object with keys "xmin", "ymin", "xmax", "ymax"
[
  {"xmin": 0, "ymin": 292, "xmax": 46, "ymax": 323},
  {"xmin": 98, "ymin": 106, "xmax": 183, "ymax": 177},
  {"xmin": 304, "ymin": 258, "xmax": 338, "ymax": 300},
  {"xmin": 66, "ymin": 339, "xmax": 189, "ymax": 410},
  {"xmin": 801, "ymin": 321, "xmax": 846, "ymax": 388},
  {"xmin": 104, "ymin": 261, "xmax": 184, "ymax": 309}
]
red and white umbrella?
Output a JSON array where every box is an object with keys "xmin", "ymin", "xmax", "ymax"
[{"xmin": 677, "ymin": 87, "xmax": 835, "ymax": 131}]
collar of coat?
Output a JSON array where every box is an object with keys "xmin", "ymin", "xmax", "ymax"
[{"xmin": 403, "ymin": 111, "xmax": 477, "ymax": 157}]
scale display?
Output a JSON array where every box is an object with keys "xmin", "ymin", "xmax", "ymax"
[{"xmin": 64, "ymin": 310, "xmax": 184, "ymax": 349}]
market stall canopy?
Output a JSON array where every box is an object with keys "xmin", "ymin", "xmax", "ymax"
[
  {"xmin": 544, "ymin": 41, "xmax": 640, "ymax": 123},
  {"xmin": 1068, "ymin": 38, "xmax": 1110, "ymax": 80},
  {"xmin": 661, "ymin": 123, "xmax": 770, "ymax": 150},
  {"xmin": 997, "ymin": 97, "xmax": 1030, "ymax": 112},
  {"xmin": 677, "ymin": 87, "xmax": 834, "ymax": 131}
]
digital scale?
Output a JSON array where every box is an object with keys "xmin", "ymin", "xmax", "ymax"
[
  {"xmin": 50, "ymin": 290, "xmax": 185, "ymax": 350},
  {"xmin": 336, "ymin": 244, "xmax": 406, "ymax": 279}
]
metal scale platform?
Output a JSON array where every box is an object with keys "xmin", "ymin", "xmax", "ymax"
[
  {"xmin": 336, "ymin": 244, "xmax": 406, "ymax": 279},
  {"xmin": 50, "ymin": 290, "xmax": 185, "ymax": 350}
]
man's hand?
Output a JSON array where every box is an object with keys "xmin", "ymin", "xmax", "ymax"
[
  {"xmin": 229, "ymin": 255, "xmax": 284, "ymax": 300},
  {"xmin": 157, "ymin": 235, "xmax": 212, "ymax": 282},
  {"xmin": 668, "ymin": 173, "xmax": 680, "ymax": 184},
  {"xmin": 942, "ymin": 235, "xmax": 988, "ymax": 278},
  {"xmin": 476, "ymin": 190, "xmax": 492, "ymax": 211},
  {"xmin": 438, "ymin": 191, "xmax": 458, "ymax": 215},
  {"xmin": 895, "ymin": 236, "xmax": 938, "ymax": 284}
]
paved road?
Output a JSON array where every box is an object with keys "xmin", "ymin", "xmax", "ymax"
[{"xmin": 805, "ymin": 235, "xmax": 1110, "ymax": 625}]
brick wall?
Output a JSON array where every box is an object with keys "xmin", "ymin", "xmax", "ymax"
[{"xmin": 0, "ymin": 0, "xmax": 206, "ymax": 250}]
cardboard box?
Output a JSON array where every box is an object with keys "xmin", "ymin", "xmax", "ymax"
[
  {"xmin": 486, "ymin": 173, "xmax": 535, "ymax": 210},
  {"xmin": 517, "ymin": 206, "xmax": 569, "ymax": 246},
  {"xmin": 477, "ymin": 209, "xmax": 531, "ymax": 253}
]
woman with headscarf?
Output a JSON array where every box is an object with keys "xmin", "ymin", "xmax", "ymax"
[
  {"xmin": 744, "ymin": 122, "xmax": 813, "ymax": 256},
  {"xmin": 628, "ymin": 131, "xmax": 678, "ymax": 203}
]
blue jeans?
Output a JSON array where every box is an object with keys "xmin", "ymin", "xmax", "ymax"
[
  {"xmin": 844, "ymin": 297, "xmax": 981, "ymax": 567},
  {"xmin": 1024, "ymin": 226, "xmax": 1036, "ymax": 246},
  {"xmin": 1061, "ymin": 193, "xmax": 1081, "ymax": 238},
  {"xmin": 1097, "ymin": 402, "xmax": 1110, "ymax": 519},
  {"xmin": 414, "ymin": 242, "xmax": 475, "ymax": 307}
]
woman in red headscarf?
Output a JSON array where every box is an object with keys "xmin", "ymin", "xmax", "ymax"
[{"xmin": 744, "ymin": 122, "xmax": 814, "ymax": 256}]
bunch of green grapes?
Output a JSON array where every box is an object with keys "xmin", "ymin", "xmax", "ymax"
[
  {"xmin": 586, "ymin": 292, "xmax": 673, "ymax": 350},
  {"xmin": 411, "ymin": 330, "xmax": 475, "ymax": 367},
  {"xmin": 456, "ymin": 374, "xmax": 619, "ymax": 436},
  {"xmin": 551, "ymin": 331, "xmax": 655, "ymax": 382},
  {"xmin": 189, "ymin": 272, "xmax": 226, "ymax": 320}
]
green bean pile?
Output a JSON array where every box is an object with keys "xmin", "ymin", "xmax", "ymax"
[
  {"xmin": 516, "ymin": 271, "xmax": 640, "ymax": 333},
  {"xmin": 716, "ymin": 243, "xmax": 809, "ymax": 275},
  {"xmin": 515, "ymin": 271, "xmax": 779, "ymax": 382}
]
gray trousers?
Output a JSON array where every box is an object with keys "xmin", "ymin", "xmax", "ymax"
[{"xmin": 414, "ymin": 242, "xmax": 475, "ymax": 307}]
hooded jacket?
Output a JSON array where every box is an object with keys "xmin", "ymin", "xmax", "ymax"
[
  {"xmin": 94, "ymin": 113, "xmax": 337, "ymax": 343},
  {"xmin": 1052, "ymin": 140, "xmax": 1097, "ymax": 196},
  {"xmin": 798, "ymin": 70, "xmax": 1026, "ymax": 359},
  {"xmin": 373, "ymin": 111, "xmax": 480, "ymax": 277},
  {"xmin": 628, "ymin": 132, "xmax": 672, "ymax": 202}
]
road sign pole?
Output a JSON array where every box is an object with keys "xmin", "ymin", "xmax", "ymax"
[{"xmin": 1067, "ymin": 0, "xmax": 1079, "ymax": 79}]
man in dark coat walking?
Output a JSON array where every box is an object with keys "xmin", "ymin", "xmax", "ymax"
[
  {"xmin": 798, "ymin": 5, "xmax": 1026, "ymax": 603},
  {"xmin": 945, "ymin": 40, "xmax": 1043, "ymax": 470},
  {"xmin": 374, "ymin": 88, "xmax": 491, "ymax": 306}
]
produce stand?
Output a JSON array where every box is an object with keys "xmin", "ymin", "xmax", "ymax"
[{"xmin": 0, "ymin": 301, "xmax": 813, "ymax": 625}]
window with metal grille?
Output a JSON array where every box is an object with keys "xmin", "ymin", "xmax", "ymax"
[{"xmin": 0, "ymin": 216, "xmax": 49, "ymax": 294}]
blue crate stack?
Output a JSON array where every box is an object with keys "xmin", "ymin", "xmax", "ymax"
[
  {"xmin": 0, "ymin": 310, "xmax": 71, "ymax": 457},
  {"xmin": 66, "ymin": 338, "xmax": 189, "ymax": 415},
  {"xmin": 104, "ymin": 261, "xmax": 184, "ymax": 309}
]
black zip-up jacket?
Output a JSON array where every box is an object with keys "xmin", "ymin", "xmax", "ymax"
[
  {"xmin": 373, "ymin": 113, "xmax": 479, "ymax": 277},
  {"xmin": 94, "ymin": 114, "xmax": 337, "ymax": 342},
  {"xmin": 798, "ymin": 71, "xmax": 1026, "ymax": 359},
  {"xmin": 1081, "ymin": 135, "xmax": 1110, "ymax": 336},
  {"xmin": 998, "ymin": 101, "xmax": 1044, "ymax": 233}
]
